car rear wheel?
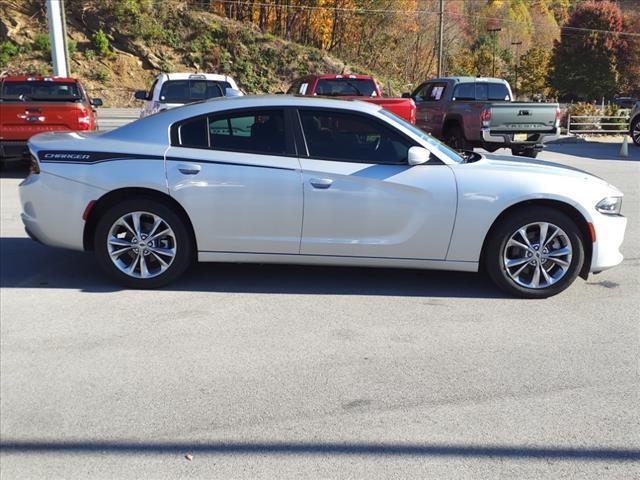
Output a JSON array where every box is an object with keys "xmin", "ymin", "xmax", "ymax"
[
  {"xmin": 94, "ymin": 198, "xmax": 193, "ymax": 288},
  {"xmin": 485, "ymin": 207, "xmax": 584, "ymax": 298},
  {"xmin": 631, "ymin": 117, "xmax": 640, "ymax": 146}
]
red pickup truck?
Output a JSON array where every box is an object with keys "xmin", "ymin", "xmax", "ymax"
[
  {"xmin": 0, "ymin": 75, "xmax": 102, "ymax": 163},
  {"xmin": 287, "ymin": 74, "xmax": 416, "ymax": 124}
]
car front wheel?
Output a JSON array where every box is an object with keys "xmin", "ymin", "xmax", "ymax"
[
  {"xmin": 485, "ymin": 207, "xmax": 585, "ymax": 298},
  {"xmin": 94, "ymin": 198, "xmax": 193, "ymax": 288},
  {"xmin": 631, "ymin": 117, "xmax": 640, "ymax": 146}
]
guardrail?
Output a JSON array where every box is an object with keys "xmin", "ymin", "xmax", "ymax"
[
  {"xmin": 567, "ymin": 115, "xmax": 630, "ymax": 135},
  {"xmin": 96, "ymin": 108, "xmax": 139, "ymax": 131}
]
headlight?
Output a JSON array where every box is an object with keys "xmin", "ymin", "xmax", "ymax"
[{"xmin": 596, "ymin": 196, "xmax": 622, "ymax": 215}]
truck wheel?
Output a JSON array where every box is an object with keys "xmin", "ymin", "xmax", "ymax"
[
  {"xmin": 631, "ymin": 117, "xmax": 640, "ymax": 146},
  {"xmin": 444, "ymin": 126, "xmax": 471, "ymax": 152},
  {"xmin": 512, "ymin": 147, "xmax": 539, "ymax": 158}
]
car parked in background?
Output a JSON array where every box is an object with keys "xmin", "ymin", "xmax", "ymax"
[
  {"xmin": 20, "ymin": 96, "xmax": 626, "ymax": 298},
  {"xmin": 135, "ymin": 73, "xmax": 242, "ymax": 118},
  {"xmin": 0, "ymin": 75, "xmax": 101, "ymax": 164},
  {"xmin": 629, "ymin": 101, "xmax": 640, "ymax": 146},
  {"xmin": 613, "ymin": 97, "xmax": 638, "ymax": 110},
  {"xmin": 288, "ymin": 74, "xmax": 416, "ymax": 124},
  {"xmin": 404, "ymin": 77, "xmax": 560, "ymax": 158}
]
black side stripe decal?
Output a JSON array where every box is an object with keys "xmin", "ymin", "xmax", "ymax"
[{"xmin": 38, "ymin": 151, "xmax": 295, "ymax": 171}]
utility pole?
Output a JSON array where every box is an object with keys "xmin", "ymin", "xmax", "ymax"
[
  {"xmin": 437, "ymin": 0, "xmax": 445, "ymax": 77},
  {"xmin": 46, "ymin": 0, "xmax": 69, "ymax": 77},
  {"xmin": 511, "ymin": 41, "xmax": 522, "ymax": 99},
  {"xmin": 488, "ymin": 27, "xmax": 502, "ymax": 78}
]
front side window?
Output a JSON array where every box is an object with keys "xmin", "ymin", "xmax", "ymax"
[
  {"xmin": 416, "ymin": 83, "xmax": 446, "ymax": 102},
  {"xmin": 299, "ymin": 109, "xmax": 411, "ymax": 164},
  {"xmin": 176, "ymin": 109, "xmax": 288, "ymax": 155}
]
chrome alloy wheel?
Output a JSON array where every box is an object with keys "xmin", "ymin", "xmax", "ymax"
[
  {"xmin": 503, "ymin": 222, "xmax": 572, "ymax": 289},
  {"xmin": 633, "ymin": 120, "xmax": 640, "ymax": 145},
  {"xmin": 107, "ymin": 211, "xmax": 177, "ymax": 279}
]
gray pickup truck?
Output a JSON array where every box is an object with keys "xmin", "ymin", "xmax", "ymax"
[{"xmin": 404, "ymin": 77, "xmax": 560, "ymax": 158}]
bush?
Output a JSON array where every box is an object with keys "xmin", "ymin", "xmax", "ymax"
[
  {"xmin": 0, "ymin": 40, "xmax": 19, "ymax": 67},
  {"xmin": 94, "ymin": 67, "xmax": 109, "ymax": 82},
  {"xmin": 34, "ymin": 33, "xmax": 50, "ymax": 53},
  {"xmin": 602, "ymin": 104, "xmax": 628, "ymax": 132},
  {"xmin": 566, "ymin": 102, "xmax": 600, "ymax": 131},
  {"xmin": 67, "ymin": 39, "xmax": 77, "ymax": 55},
  {"xmin": 92, "ymin": 29, "xmax": 111, "ymax": 57},
  {"xmin": 84, "ymin": 49, "xmax": 95, "ymax": 61}
]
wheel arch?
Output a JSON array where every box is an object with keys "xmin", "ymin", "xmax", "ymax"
[
  {"xmin": 83, "ymin": 187, "xmax": 197, "ymax": 252},
  {"xmin": 479, "ymin": 199, "xmax": 593, "ymax": 280},
  {"xmin": 443, "ymin": 115, "xmax": 463, "ymax": 134}
]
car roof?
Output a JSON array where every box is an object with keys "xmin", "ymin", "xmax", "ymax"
[
  {"xmin": 159, "ymin": 72, "xmax": 235, "ymax": 82},
  {"xmin": 427, "ymin": 77, "xmax": 508, "ymax": 84},
  {"xmin": 1, "ymin": 75, "xmax": 79, "ymax": 83}
]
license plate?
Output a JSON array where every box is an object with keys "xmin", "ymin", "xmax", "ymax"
[{"xmin": 514, "ymin": 133, "xmax": 528, "ymax": 142}]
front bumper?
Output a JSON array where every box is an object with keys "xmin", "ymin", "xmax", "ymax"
[
  {"xmin": 481, "ymin": 127, "xmax": 560, "ymax": 145},
  {"xmin": 590, "ymin": 213, "xmax": 627, "ymax": 272}
]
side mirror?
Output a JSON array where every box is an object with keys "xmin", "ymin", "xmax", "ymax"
[
  {"xmin": 91, "ymin": 98, "xmax": 103, "ymax": 107},
  {"xmin": 408, "ymin": 146, "xmax": 430, "ymax": 166},
  {"xmin": 134, "ymin": 90, "xmax": 148, "ymax": 101},
  {"xmin": 401, "ymin": 92, "xmax": 411, "ymax": 98}
]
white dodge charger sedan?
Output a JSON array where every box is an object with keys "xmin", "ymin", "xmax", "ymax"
[{"xmin": 20, "ymin": 96, "xmax": 626, "ymax": 298}]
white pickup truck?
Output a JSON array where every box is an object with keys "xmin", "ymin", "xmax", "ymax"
[{"xmin": 134, "ymin": 73, "xmax": 242, "ymax": 118}]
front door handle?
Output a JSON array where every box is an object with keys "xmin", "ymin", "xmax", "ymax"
[
  {"xmin": 178, "ymin": 163, "xmax": 201, "ymax": 175},
  {"xmin": 309, "ymin": 178, "xmax": 333, "ymax": 189}
]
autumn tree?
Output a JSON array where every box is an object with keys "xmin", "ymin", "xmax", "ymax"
[
  {"xmin": 518, "ymin": 47, "xmax": 551, "ymax": 99},
  {"xmin": 617, "ymin": 10, "xmax": 640, "ymax": 96},
  {"xmin": 549, "ymin": 0, "xmax": 624, "ymax": 101}
]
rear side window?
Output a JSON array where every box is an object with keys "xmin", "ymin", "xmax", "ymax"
[
  {"xmin": 175, "ymin": 109, "xmax": 290, "ymax": 156},
  {"xmin": 453, "ymin": 83, "xmax": 475, "ymax": 101},
  {"xmin": 299, "ymin": 109, "xmax": 411, "ymax": 164}
]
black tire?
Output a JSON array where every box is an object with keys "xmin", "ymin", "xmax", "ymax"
[
  {"xmin": 511, "ymin": 147, "xmax": 539, "ymax": 158},
  {"xmin": 94, "ymin": 198, "xmax": 194, "ymax": 288},
  {"xmin": 631, "ymin": 117, "xmax": 640, "ymax": 146},
  {"xmin": 444, "ymin": 125, "xmax": 471, "ymax": 152},
  {"xmin": 484, "ymin": 207, "xmax": 585, "ymax": 299}
]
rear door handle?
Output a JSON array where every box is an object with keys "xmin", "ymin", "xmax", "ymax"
[
  {"xmin": 309, "ymin": 178, "xmax": 333, "ymax": 189},
  {"xmin": 178, "ymin": 163, "xmax": 201, "ymax": 175}
]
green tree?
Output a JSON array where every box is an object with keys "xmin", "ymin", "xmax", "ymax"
[
  {"xmin": 549, "ymin": 0, "xmax": 624, "ymax": 100},
  {"xmin": 519, "ymin": 47, "xmax": 551, "ymax": 98}
]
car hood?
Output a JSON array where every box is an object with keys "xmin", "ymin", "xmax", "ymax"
[{"xmin": 475, "ymin": 155, "xmax": 620, "ymax": 192}]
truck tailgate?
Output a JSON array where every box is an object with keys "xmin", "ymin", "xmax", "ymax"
[
  {"xmin": 489, "ymin": 102, "xmax": 558, "ymax": 133},
  {"xmin": 350, "ymin": 97, "xmax": 417, "ymax": 124},
  {"xmin": 0, "ymin": 102, "xmax": 83, "ymax": 141}
]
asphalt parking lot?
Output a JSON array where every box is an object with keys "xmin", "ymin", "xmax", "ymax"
[{"xmin": 1, "ymin": 141, "xmax": 639, "ymax": 479}]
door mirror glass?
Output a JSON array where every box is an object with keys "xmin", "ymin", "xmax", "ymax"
[
  {"xmin": 407, "ymin": 146, "xmax": 430, "ymax": 166},
  {"xmin": 91, "ymin": 98, "xmax": 103, "ymax": 107},
  {"xmin": 134, "ymin": 90, "xmax": 148, "ymax": 100}
]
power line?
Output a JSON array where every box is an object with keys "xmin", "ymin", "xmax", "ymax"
[{"xmin": 204, "ymin": 0, "xmax": 640, "ymax": 37}]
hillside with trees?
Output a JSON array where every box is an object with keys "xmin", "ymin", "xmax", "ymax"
[{"xmin": 1, "ymin": 0, "xmax": 638, "ymax": 106}]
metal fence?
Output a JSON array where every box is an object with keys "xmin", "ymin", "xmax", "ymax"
[{"xmin": 567, "ymin": 114, "xmax": 630, "ymax": 135}]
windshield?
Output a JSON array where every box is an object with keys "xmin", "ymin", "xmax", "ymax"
[
  {"xmin": 380, "ymin": 109, "xmax": 465, "ymax": 164},
  {"xmin": 315, "ymin": 78, "xmax": 378, "ymax": 97},
  {"xmin": 0, "ymin": 81, "xmax": 82, "ymax": 101},
  {"xmin": 159, "ymin": 80, "xmax": 232, "ymax": 104}
]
